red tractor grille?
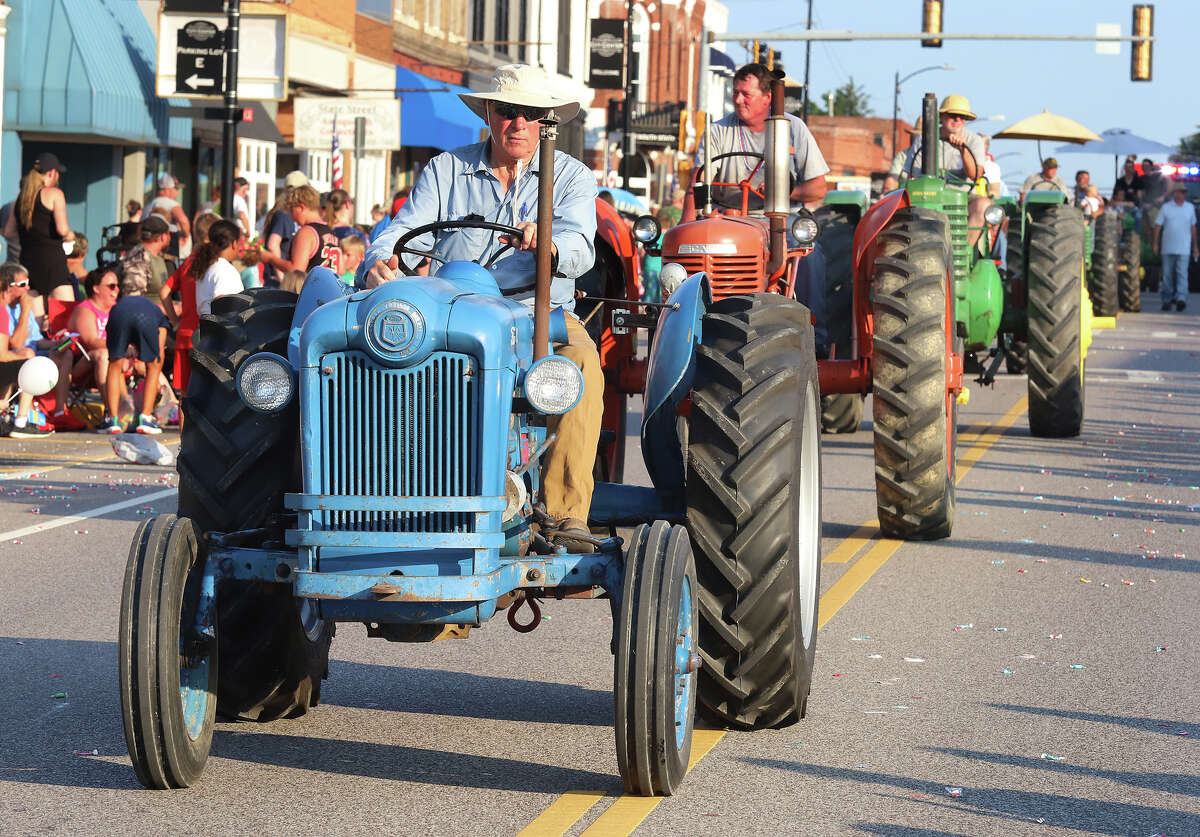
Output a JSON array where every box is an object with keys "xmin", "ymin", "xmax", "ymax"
[{"xmin": 672, "ymin": 253, "xmax": 766, "ymax": 298}]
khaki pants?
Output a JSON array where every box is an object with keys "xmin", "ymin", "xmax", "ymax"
[{"xmin": 542, "ymin": 312, "xmax": 604, "ymax": 523}]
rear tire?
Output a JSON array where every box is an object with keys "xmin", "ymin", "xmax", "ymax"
[
  {"xmin": 178, "ymin": 289, "xmax": 333, "ymax": 721},
  {"xmin": 1089, "ymin": 212, "xmax": 1119, "ymax": 317},
  {"xmin": 870, "ymin": 208, "xmax": 956, "ymax": 540},
  {"xmin": 1004, "ymin": 213, "xmax": 1028, "ymax": 374},
  {"xmin": 1026, "ymin": 204, "xmax": 1086, "ymax": 437},
  {"xmin": 815, "ymin": 206, "xmax": 865, "ymax": 433},
  {"xmin": 685, "ymin": 294, "xmax": 821, "ymax": 730},
  {"xmin": 1119, "ymin": 226, "xmax": 1142, "ymax": 312}
]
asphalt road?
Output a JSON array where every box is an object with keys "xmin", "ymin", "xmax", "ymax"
[{"xmin": 1, "ymin": 300, "xmax": 1198, "ymax": 836}]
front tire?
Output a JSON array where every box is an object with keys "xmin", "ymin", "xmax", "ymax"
[
  {"xmin": 119, "ymin": 515, "xmax": 215, "ymax": 789},
  {"xmin": 614, "ymin": 522, "xmax": 698, "ymax": 796},
  {"xmin": 178, "ymin": 289, "xmax": 332, "ymax": 721},
  {"xmin": 1026, "ymin": 204, "xmax": 1086, "ymax": 437},
  {"xmin": 685, "ymin": 294, "xmax": 822, "ymax": 729},
  {"xmin": 870, "ymin": 208, "xmax": 956, "ymax": 540}
]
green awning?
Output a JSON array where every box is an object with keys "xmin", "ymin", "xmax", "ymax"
[{"xmin": 4, "ymin": 0, "xmax": 191, "ymax": 147}]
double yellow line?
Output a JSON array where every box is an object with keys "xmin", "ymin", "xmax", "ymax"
[{"xmin": 517, "ymin": 396, "xmax": 1028, "ymax": 837}]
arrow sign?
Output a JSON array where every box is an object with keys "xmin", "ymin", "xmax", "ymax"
[{"xmin": 175, "ymin": 19, "xmax": 224, "ymax": 96}]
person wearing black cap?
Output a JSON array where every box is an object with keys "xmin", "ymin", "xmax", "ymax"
[
  {"xmin": 119, "ymin": 215, "xmax": 173, "ymax": 316},
  {"xmin": 1, "ymin": 152, "xmax": 76, "ymax": 317}
]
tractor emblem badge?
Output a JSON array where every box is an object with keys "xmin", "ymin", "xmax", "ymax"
[{"xmin": 365, "ymin": 299, "xmax": 426, "ymax": 361}]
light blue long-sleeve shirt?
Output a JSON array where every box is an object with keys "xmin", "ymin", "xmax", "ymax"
[{"xmin": 360, "ymin": 140, "xmax": 598, "ymax": 312}]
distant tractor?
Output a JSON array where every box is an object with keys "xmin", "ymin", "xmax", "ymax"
[{"xmin": 120, "ymin": 112, "xmax": 821, "ymax": 795}]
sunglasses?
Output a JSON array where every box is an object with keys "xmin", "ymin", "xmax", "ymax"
[
  {"xmin": 492, "ymin": 102, "xmax": 548, "ymax": 122},
  {"xmin": 12, "ymin": 279, "xmax": 28, "ymax": 287},
  {"xmin": 101, "ymin": 282, "xmax": 119, "ymax": 290}
]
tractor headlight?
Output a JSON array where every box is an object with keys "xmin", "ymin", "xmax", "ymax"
[
  {"xmin": 236, "ymin": 352, "xmax": 294, "ymax": 413},
  {"xmin": 659, "ymin": 262, "xmax": 689, "ymax": 298},
  {"xmin": 983, "ymin": 205, "xmax": 1006, "ymax": 225},
  {"xmin": 632, "ymin": 214, "xmax": 662, "ymax": 244},
  {"xmin": 789, "ymin": 212, "xmax": 820, "ymax": 246},
  {"xmin": 524, "ymin": 355, "xmax": 584, "ymax": 415}
]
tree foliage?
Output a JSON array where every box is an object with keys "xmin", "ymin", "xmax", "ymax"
[
  {"xmin": 807, "ymin": 77, "xmax": 874, "ymax": 117},
  {"xmin": 1179, "ymin": 127, "xmax": 1200, "ymax": 159}
]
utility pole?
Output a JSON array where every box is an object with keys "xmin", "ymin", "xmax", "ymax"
[
  {"xmin": 622, "ymin": 0, "xmax": 634, "ymax": 191},
  {"xmin": 800, "ymin": 0, "xmax": 813, "ymax": 120},
  {"xmin": 220, "ymin": 0, "xmax": 240, "ymax": 223}
]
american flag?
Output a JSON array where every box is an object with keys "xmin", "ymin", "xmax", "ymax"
[{"xmin": 331, "ymin": 115, "xmax": 344, "ymax": 189}]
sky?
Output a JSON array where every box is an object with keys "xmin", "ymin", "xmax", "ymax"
[{"xmin": 715, "ymin": 0, "xmax": 1193, "ymax": 194}]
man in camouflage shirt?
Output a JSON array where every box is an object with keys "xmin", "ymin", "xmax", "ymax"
[{"xmin": 119, "ymin": 215, "xmax": 172, "ymax": 314}]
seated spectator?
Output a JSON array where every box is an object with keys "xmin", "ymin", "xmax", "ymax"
[
  {"xmin": 370, "ymin": 204, "xmax": 385, "ymax": 225},
  {"xmin": 97, "ymin": 295, "xmax": 170, "ymax": 435},
  {"xmin": 339, "ymin": 236, "xmax": 365, "ymax": 285},
  {"xmin": 3, "ymin": 264, "xmax": 82, "ymax": 429},
  {"xmin": 65, "ymin": 232, "xmax": 88, "ymax": 292},
  {"xmin": 280, "ymin": 269, "xmax": 306, "ymax": 294},
  {"xmin": 0, "ymin": 264, "xmax": 53, "ymax": 437},
  {"xmin": 190, "ymin": 219, "xmax": 244, "ymax": 317},
  {"xmin": 120, "ymin": 216, "xmax": 172, "ymax": 315},
  {"xmin": 69, "ymin": 267, "xmax": 120, "ymax": 396}
]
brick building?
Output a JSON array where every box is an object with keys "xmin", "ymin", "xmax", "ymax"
[{"xmin": 805, "ymin": 116, "xmax": 914, "ymax": 183}]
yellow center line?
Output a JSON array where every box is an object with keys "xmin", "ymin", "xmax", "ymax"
[
  {"xmin": 517, "ymin": 396, "xmax": 1028, "ymax": 837},
  {"xmin": 822, "ymin": 520, "xmax": 877, "ymax": 564}
]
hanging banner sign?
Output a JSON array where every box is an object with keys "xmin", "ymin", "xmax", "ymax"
[
  {"xmin": 588, "ymin": 18, "xmax": 625, "ymax": 90},
  {"xmin": 292, "ymin": 97, "xmax": 401, "ymax": 151}
]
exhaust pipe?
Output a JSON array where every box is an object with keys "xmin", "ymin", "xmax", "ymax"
[
  {"xmin": 534, "ymin": 112, "xmax": 558, "ymax": 361},
  {"xmin": 765, "ymin": 72, "xmax": 789, "ymax": 277},
  {"xmin": 921, "ymin": 92, "xmax": 938, "ymax": 176}
]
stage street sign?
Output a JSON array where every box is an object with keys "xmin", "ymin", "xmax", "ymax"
[{"xmin": 175, "ymin": 19, "xmax": 224, "ymax": 95}]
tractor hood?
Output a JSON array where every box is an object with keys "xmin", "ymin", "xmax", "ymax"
[{"xmin": 297, "ymin": 261, "xmax": 566, "ymax": 372}]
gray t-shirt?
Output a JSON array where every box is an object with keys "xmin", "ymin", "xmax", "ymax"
[
  {"xmin": 1021, "ymin": 172, "xmax": 1072, "ymax": 200},
  {"xmin": 145, "ymin": 195, "xmax": 180, "ymax": 231},
  {"xmin": 697, "ymin": 112, "xmax": 830, "ymax": 209},
  {"xmin": 900, "ymin": 129, "xmax": 986, "ymax": 182}
]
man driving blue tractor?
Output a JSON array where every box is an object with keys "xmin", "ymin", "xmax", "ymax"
[{"xmin": 360, "ymin": 64, "xmax": 602, "ymax": 553}]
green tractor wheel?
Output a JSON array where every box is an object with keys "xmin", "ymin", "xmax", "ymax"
[
  {"xmin": 1026, "ymin": 205, "xmax": 1086, "ymax": 437},
  {"xmin": 178, "ymin": 289, "xmax": 333, "ymax": 722},
  {"xmin": 1119, "ymin": 226, "xmax": 1142, "ymax": 312},
  {"xmin": 870, "ymin": 207, "xmax": 956, "ymax": 541},
  {"xmin": 1089, "ymin": 212, "xmax": 1120, "ymax": 317},
  {"xmin": 814, "ymin": 206, "xmax": 864, "ymax": 433}
]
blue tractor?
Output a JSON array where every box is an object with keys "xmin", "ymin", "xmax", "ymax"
[{"xmin": 118, "ymin": 119, "xmax": 822, "ymax": 795}]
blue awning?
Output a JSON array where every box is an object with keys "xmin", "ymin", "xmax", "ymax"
[
  {"xmin": 3, "ymin": 0, "xmax": 191, "ymax": 147},
  {"xmin": 395, "ymin": 66, "xmax": 482, "ymax": 151}
]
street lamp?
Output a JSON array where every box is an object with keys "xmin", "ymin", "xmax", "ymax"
[{"xmin": 891, "ymin": 64, "xmax": 954, "ymax": 160}]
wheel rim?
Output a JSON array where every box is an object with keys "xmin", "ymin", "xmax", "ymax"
[
  {"xmin": 673, "ymin": 574, "xmax": 695, "ymax": 751},
  {"xmin": 796, "ymin": 381, "xmax": 820, "ymax": 647},
  {"xmin": 299, "ymin": 598, "xmax": 325, "ymax": 642},
  {"xmin": 178, "ymin": 564, "xmax": 212, "ymax": 741}
]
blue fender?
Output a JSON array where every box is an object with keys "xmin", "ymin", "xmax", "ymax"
[
  {"xmin": 288, "ymin": 267, "xmax": 354, "ymax": 369},
  {"xmin": 640, "ymin": 272, "xmax": 710, "ymax": 502}
]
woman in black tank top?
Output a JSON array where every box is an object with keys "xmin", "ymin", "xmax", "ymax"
[{"xmin": 3, "ymin": 154, "xmax": 76, "ymax": 301}]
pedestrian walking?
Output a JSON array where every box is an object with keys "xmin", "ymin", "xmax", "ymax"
[
  {"xmin": 1152, "ymin": 184, "xmax": 1198, "ymax": 311},
  {"xmin": 144, "ymin": 175, "xmax": 192, "ymax": 257},
  {"xmin": 2, "ymin": 152, "xmax": 76, "ymax": 320}
]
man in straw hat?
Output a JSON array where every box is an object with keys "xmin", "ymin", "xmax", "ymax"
[
  {"xmin": 360, "ymin": 63, "xmax": 602, "ymax": 553},
  {"xmin": 899, "ymin": 94, "xmax": 990, "ymax": 245}
]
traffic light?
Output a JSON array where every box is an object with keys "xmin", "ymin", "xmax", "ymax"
[
  {"xmin": 1131, "ymin": 4, "xmax": 1153, "ymax": 81},
  {"xmin": 772, "ymin": 50, "xmax": 784, "ymax": 74},
  {"xmin": 753, "ymin": 40, "xmax": 770, "ymax": 65},
  {"xmin": 921, "ymin": 0, "xmax": 943, "ymax": 47}
]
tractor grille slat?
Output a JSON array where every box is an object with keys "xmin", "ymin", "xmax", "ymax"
[
  {"xmin": 943, "ymin": 199, "xmax": 970, "ymax": 286},
  {"xmin": 671, "ymin": 254, "xmax": 765, "ymax": 297},
  {"xmin": 319, "ymin": 351, "xmax": 479, "ymax": 533}
]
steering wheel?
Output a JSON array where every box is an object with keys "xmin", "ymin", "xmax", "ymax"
[
  {"xmin": 694, "ymin": 151, "xmax": 767, "ymax": 198},
  {"xmin": 392, "ymin": 219, "xmax": 527, "ymax": 278}
]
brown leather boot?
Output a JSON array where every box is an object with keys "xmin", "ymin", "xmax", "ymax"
[{"xmin": 550, "ymin": 517, "xmax": 596, "ymax": 553}]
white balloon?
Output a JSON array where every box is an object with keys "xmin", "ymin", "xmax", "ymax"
[{"xmin": 17, "ymin": 356, "xmax": 59, "ymax": 397}]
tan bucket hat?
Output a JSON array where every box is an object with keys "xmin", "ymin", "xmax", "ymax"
[
  {"xmin": 938, "ymin": 94, "xmax": 977, "ymax": 120},
  {"xmin": 459, "ymin": 64, "xmax": 582, "ymax": 124}
]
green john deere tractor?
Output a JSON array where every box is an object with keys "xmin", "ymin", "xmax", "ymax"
[{"xmin": 819, "ymin": 93, "xmax": 1094, "ymax": 540}]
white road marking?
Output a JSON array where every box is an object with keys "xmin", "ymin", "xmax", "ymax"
[
  {"xmin": 0, "ymin": 487, "xmax": 177, "ymax": 543},
  {"xmin": 1086, "ymin": 368, "xmax": 1183, "ymax": 382},
  {"xmin": 1150, "ymin": 331, "xmax": 1178, "ymax": 338}
]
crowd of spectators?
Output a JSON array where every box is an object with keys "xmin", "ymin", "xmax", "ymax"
[{"xmin": 1, "ymin": 158, "xmax": 410, "ymax": 439}]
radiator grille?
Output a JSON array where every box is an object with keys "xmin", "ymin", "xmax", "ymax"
[
  {"xmin": 672, "ymin": 253, "xmax": 766, "ymax": 298},
  {"xmin": 318, "ymin": 351, "xmax": 479, "ymax": 533},
  {"xmin": 943, "ymin": 199, "xmax": 970, "ymax": 287}
]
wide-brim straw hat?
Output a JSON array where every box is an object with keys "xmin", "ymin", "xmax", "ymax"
[
  {"xmin": 459, "ymin": 64, "xmax": 581, "ymax": 124},
  {"xmin": 938, "ymin": 94, "xmax": 977, "ymax": 120}
]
